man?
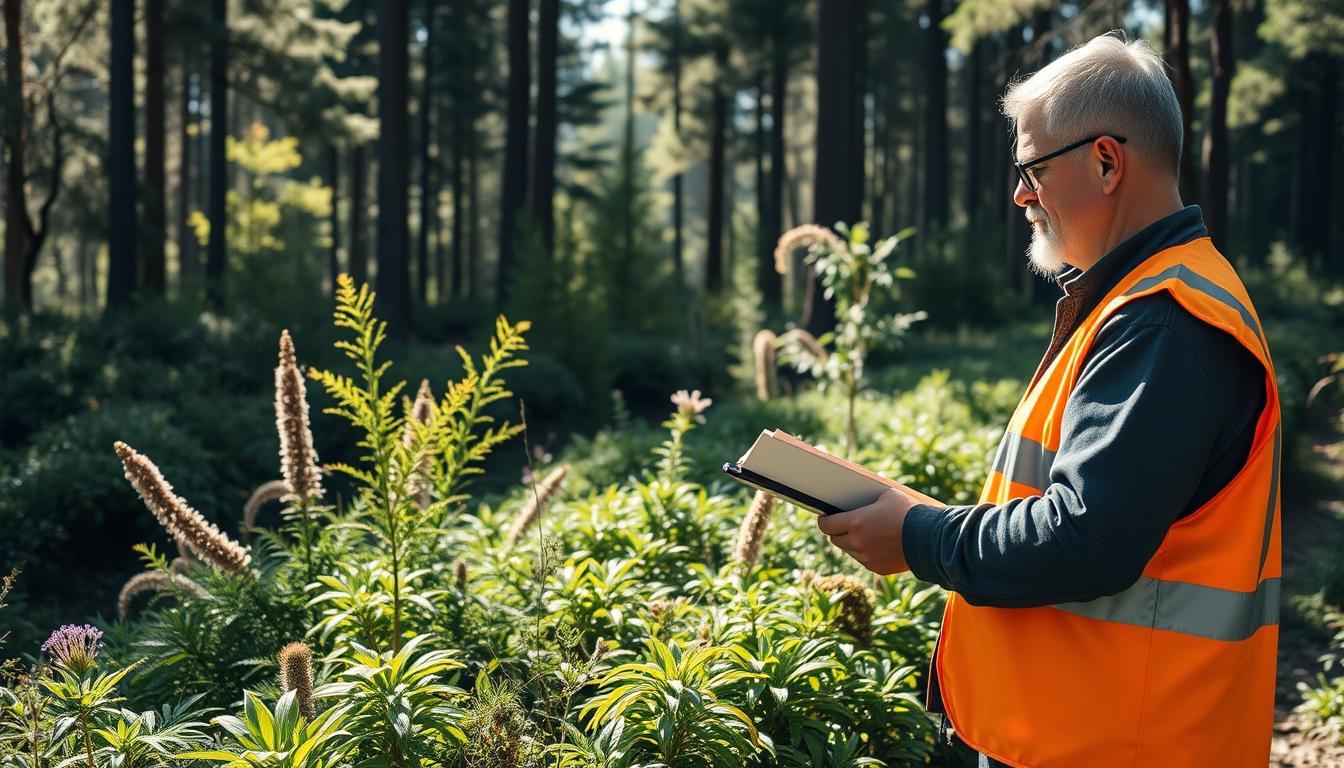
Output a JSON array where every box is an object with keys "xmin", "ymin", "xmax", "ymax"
[{"xmin": 817, "ymin": 33, "xmax": 1280, "ymax": 767}]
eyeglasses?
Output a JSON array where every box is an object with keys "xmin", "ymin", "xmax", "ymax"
[{"xmin": 1014, "ymin": 134, "xmax": 1127, "ymax": 191}]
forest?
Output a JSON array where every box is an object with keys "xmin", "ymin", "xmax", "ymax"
[{"xmin": 1, "ymin": 0, "xmax": 1342, "ymax": 765}]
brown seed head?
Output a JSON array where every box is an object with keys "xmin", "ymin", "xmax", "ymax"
[
  {"xmin": 732, "ymin": 491, "xmax": 775, "ymax": 569},
  {"xmin": 812, "ymin": 574, "xmax": 875, "ymax": 647},
  {"xmin": 115, "ymin": 441, "xmax": 250, "ymax": 573},
  {"xmin": 752, "ymin": 330, "xmax": 778, "ymax": 401},
  {"xmin": 275, "ymin": 331, "xmax": 323, "ymax": 504},
  {"xmin": 505, "ymin": 464, "xmax": 571, "ymax": 549},
  {"xmin": 117, "ymin": 570, "xmax": 207, "ymax": 619},
  {"xmin": 774, "ymin": 224, "xmax": 845, "ymax": 276},
  {"xmin": 278, "ymin": 641, "xmax": 317, "ymax": 719}
]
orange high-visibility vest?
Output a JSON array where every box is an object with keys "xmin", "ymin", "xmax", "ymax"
[{"xmin": 935, "ymin": 237, "xmax": 1281, "ymax": 768}]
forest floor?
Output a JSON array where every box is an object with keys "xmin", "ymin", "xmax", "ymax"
[{"xmin": 1271, "ymin": 419, "xmax": 1344, "ymax": 767}]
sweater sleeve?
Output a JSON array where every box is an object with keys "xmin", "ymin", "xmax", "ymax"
[{"xmin": 900, "ymin": 298, "xmax": 1240, "ymax": 607}]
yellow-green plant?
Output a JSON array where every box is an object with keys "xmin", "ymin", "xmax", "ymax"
[
  {"xmin": 308, "ymin": 275, "xmax": 529, "ymax": 652},
  {"xmin": 775, "ymin": 222, "xmax": 926, "ymax": 458},
  {"xmin": 181, "ymin": 691, "xmax": 354, "ymax": 768}
]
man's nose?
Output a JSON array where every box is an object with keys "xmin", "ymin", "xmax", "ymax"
[{"xmin": 1013, "ymin": 176, "xmax": 1037, "ymax": 208}]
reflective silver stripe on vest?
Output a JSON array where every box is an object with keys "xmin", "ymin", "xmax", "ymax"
[
  {"xmin": 1125, "ymin": 264, "xmax": 1266, "ymax": 354},
  {"xmin": 1259, "ymin": 424, "xmax": 1282, "ymax": 578},
  {"xmin": 1051, "ymin": 576, "xmax": 1280, "ymax": 642},
  {"xmin": 991, "ymin": 431, "xmax": 1054, "ymax": 491}
]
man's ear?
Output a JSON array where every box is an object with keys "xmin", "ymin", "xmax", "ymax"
[{"xmin": 1094, "ymin": 136, "xmax": 1124, "ymax": 195}]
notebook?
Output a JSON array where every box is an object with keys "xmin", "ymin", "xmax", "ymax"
[{"xmin": 722, "ymin": 429, "xmax": 944, "ymax": 515}]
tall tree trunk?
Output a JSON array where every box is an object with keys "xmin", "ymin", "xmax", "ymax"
[
  {"xmin": 497, "ymin": 0, "xmax": 530, "ymax": 308},
  {"xmin": 327, "ymin": 143, "xmax": 340, "ymax": 292},
  {"xmin": 417, "ymin": 0, "xmax": 435, "ymax": 304},
  {"xmin": 107, "ymin": 0, "xmax": 137, "ymax": 310},
  {"xmin": 143, "ymin": 0, "xmax": 166, "ymax": 296},
  {"xmin": 468, "ymin": 114, "xmax": 480, "ymax": 299},
  {"xmin": 531, "ymin": 0, "xmax": 558, "ymax": 256},
  {"xmin": 348, "ymin": 144, "xmax": 368, "ymax": 283},
  {"xmin": 376, "ymin": 0, "xmax": 412, "ymax": 336},
  {"xmin": 670, "ymin": 0, "xmax": 684, "ymax": 281},
  {"xmin": 177, "ymin": 67, "xmax": 199, "ymax": 286},
  {"xmin": 450, "ymin": 111, "xmax": 464, "ymax": 299},
  {"xmin": 1165, "ymin": 0, "xmax": 1198, "ymax": 205},
  {"xmin": 705, "ymin": 50, "xmax": 728, "ymax": 294},
  {"xmin": 756, "ymin": 75, "xmax": 780, "ymax": 309},
  {"xmin": 1202, "ymin": 0, "xmax": 1232, "ymax": 248},
  {"xmin": 206, "ymin": 0, "xmax": 228, "ymax": 307},
  {"xmin": 4, "ymin": 0, "xmax": 32, "ymax": 310},
  {"xmin": 1318, "ymin": 63, "xmax": 1339, "ymax": 276},
  {"xmin": 962, "ymin": 41, "xmax": 982, "ymax": 225},
  {"xmin": 809, "ymin": 0, "xmax": 864, "ymax": 334},
  {"xmin": 921, "ymin": 0, "xmax": 948, "ymax": 237},
  {"xmin": 77, "ymin": 238, "xmax": 90, "ymax": 308},
  {"xmin": 766, "ymin": 42, "xmax": 787, "ymax": 283},
  {"xmin": 1296, "ymin": 60, "xmax": 1338, "ymax": 272},
  {"xmin": 622, "ymin": 0, "xmax": 637, "ymax": 291}
]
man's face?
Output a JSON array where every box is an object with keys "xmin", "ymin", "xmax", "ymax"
[{"xmin": 1012, "ymin": 113, "xmax": 1101, "ymax": 277}]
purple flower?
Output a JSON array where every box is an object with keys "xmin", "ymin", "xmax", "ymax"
[{"xmin": 41, "ymin": 624, "xmax": 103, "ymax": 675}]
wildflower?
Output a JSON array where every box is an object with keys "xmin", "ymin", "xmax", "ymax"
[
  {"xmin": 409, "ymin": 378, "xmax": 436, "ymax": 433},
  {"xmin": 242, "ymin": 479, "xmax": 290, "ymax": 538},
  {"xmin": 41, "ymin": 624, "xmax": 102, "ymax": 675},
  {"xmin": 402, "ymin": 379, "xmax": 436, "ymax": 506},
  {"xmin": 812, "ymin": 574, "xmax": 875, "ymax": 648},
  {"xmin": 732, "ymin": 491, "xmax": 776, "ymax": 569},
  {"xmin": 117, "ymin": 571, "xmax": 207, "ymax": 619},
  {"xmin": 278, "ymin": 641, "xmax": 317, "ymax": 719},
  {"xmin": 773, "ymin": 224, "xmax": 844, "ymax": 276},
  {"xmin": 669, "ymin": 388, "xmax": 713, "ymax": 417},
  {"xmin": 275, "ymin": 330, "xmax": 323, "ymax": 504},
  {"xmin": 505, "ymin": 464, "xmax": 571, "ymax": 549},
  {"xmin": 115, "ymin": 441, "xmax": 251, "ymax": 573}
]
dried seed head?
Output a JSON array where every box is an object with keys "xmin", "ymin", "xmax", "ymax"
[
  {"xmin": 780, "ymin": 328, "xmax": 829, "ymax": 365},
  {"xmin": 812, "ymin": 574, "xmax": 875, "ymax": 648},
  {"xmin": 115, "ymin": 441, "xmax": 250, "ymax": 573},
  {"xmin": 241, "ymin": 479, "xmax": 290, "ymax": 539},
  {"xmin": 732, "ymin": 491, "xmax": 776, "ymax": 570},
  {"xmin": 504, "ymin": 464, "xmax": 570, "ymax": 549},
  {"xmin": 278, "ymin": 641, "xmax": 316, "ymax": 719},
  {"xmin": 774, "ymin": 224, "xmax": 845, "ymax": 275},
  {"xmin": 275, "ymin": 331, "xmax": 322, "ymax": 504},
  {"xmin": 453, "ymin": 558, "xmax": 468, "ymax": 592},
  {"xmin": 402, "ymin": 379, "xmax": 435, "ymax": 506},
  {"xmin": 752, "ymin": 330, "xmax": 778, "ymax": 401},
  {"xmin": 117, "ymin": 570, "xmax": 207, "ymax": 619}
]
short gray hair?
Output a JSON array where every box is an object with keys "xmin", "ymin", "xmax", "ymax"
[{"xmin": 1001, "ymin": 32, "xmax": 1182, "ymax": 176}]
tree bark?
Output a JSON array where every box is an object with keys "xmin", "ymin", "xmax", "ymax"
[
  {"xmin": 417, "ymin": 0, "xmax": 436, "ymax": 303},
  {"xmin": 1202, "ymin": 0, "xmax": 1232, "ymax": 248},
  {"xmin": 348, "ymin": 143, "xmax": 368, "ymax": 283},
  {"xmin": 705, "ymin": 49, "xmax": 728, "ymax": 294},
  {"xmin": 467, "ymin": 113, "xmax": 480, "ymax": 299},
  {"xmin": 376, "ymin": 0, "xmax": 413, "ymax": 335},
  {"xmin": 809, "ymin": 0, "xmax": 864, "ymax": 334},
  {"xmin": 4, "ymin": 0, "xmax": 31, "ymax": 310},
  {"xmin": 670, "ymin": 0, "xmax": 684, "ymax": 281},
  {"xmin": 766, "ymin": 41, "xmax": 787, "ymax": 285},
  {"xmin": 962, "ymin": 41, "xmax": 982, "ymax": 225},
  {"xmin": 531, "ymin": 0, "xmax": 558, "ymax": 256},
  {"xmin": 497, "ymin": 0, "xmax": 530, "ymax": 308},
  {"xmin": 449, "ymin": 110, "xmax": 464, "ymax": 299},
  {"xmin": 756, "ymin": 75, "xmax": 778, "ymax": 308},
  {"xmin": 177, "ymin": 67, "xmax": 199, "ymax": 285},
  {"xmin": 206, "ymin": 0, "xmax": 228, "ymax": 307},
  {"xmin": 107, "ymin": 0, "xmax": 138, "ymax": 310},
  {"xmin": 1165, "ymin": 0, "xmax": 1198, "ymax": 205},
  {"xmin": 327, "ymin": 143, "xmax": 340, "ymax": 292},
  {"xmin": 921, "ymin": 0, "xmax": 948, "ymax": 237},
  {"xmin": 143, "ymin": 0, "xmax": 167, "ymax": 296}
]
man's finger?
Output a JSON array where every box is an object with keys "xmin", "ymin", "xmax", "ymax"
[{"xmin": 816, "ymin": 509, "xmax": 855, "ymax": 536}]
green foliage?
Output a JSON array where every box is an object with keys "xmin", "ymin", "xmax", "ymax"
[
  {"xmin": 779, "ymin": 222, "xmax": 926, "ymax": 459},
  {"xmin": 182, "ymin": 690, "xmax": 355, "ymax": 767}
]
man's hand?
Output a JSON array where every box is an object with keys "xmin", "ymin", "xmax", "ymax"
[{"xmin": 816, "ymin": 487, "xmax": 918, "ymax": 575}]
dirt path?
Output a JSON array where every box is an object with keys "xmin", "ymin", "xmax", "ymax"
[{"xmin": 1270, "ymin": 431, "xmax": 1344, "ymax": 767}]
